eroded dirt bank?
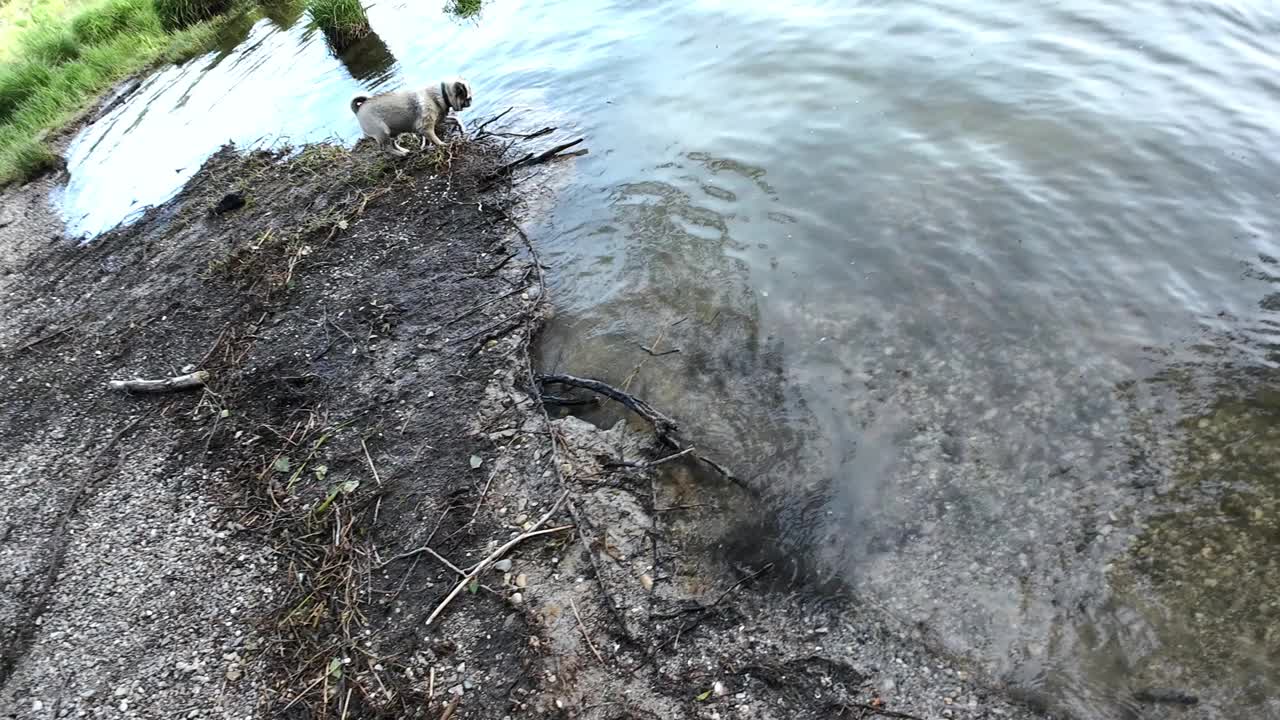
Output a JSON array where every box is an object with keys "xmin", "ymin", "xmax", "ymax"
[{"xmin": 0, "ymin": 119, "xmax": 1054, "ymax": 720}]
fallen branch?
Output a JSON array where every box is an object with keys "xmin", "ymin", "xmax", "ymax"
[
  {"xmin": 536, "ymin": 374, "xmax": 754, "ymax": 494},
  {"xmin": 424, "ymin": 492, "xmax": 572, "ymax": 625},
  {"xmin": 481, "ymin": 138, "xmax": 586, "ymax": 188},
  {"xmin": 471, "ymin": 107, "xmax": 515, "ymax": 138},
  {"xmin": 108, "ymin": 370, "xmax": 209, "ymax": 393},
  {"xmin": 537, "ymin": 374, "xmax": 678, "ymax": 438},
  {"xmin": 487, "ymin": 127, "xmax": 554, "ymax": 141}
]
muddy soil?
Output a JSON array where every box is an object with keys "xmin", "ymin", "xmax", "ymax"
[{"xmin": 0, "ymin": 108, "xmax": 1055, "ymax": 720}]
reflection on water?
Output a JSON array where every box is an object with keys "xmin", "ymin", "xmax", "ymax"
[
  {"xmin": 55, "ymin": 0, "xmax": 1280, "ymax": 717},
  {"xmin": 335, "ymin": 30, "xmax": 398, "ymax": 85},
  {"xmin": 258, "ymin": 0, "xmax": 306, "ymax": 29}
]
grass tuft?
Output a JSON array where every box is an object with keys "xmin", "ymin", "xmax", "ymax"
[
  {"xmin": 445, "ymin": 0, "xmax": 482, "ymax": 19},
  {"xmin": 18, "ymin": 21, "xmax": 82, "ymax": 64},
  {"xmin": 306, "ymin": 0, "xmax": 368, "ymax": 51},
  {"xmin": 71, "ymin": 0, "xmax": 164, "ymax": 44},
  {"xmin": 0, "ymin": 62, "xmax": 55, "ymax": 123},
  {"xmin": 0, "ymin": 127, "xmax": 60, "ymax": 179},
  {"xmin": 153, "ymin": 0, "xmax": 234, "ymax": 31}
]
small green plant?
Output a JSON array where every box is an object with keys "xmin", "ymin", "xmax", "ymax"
[
  {"xmin": 306, "ymin": 0, "xmax": 368, "ymax": 51},
  {"xmin": 152, "ymin": 0, "xmax": 234, "ymax": 30},
  {"xmin": 445, "ymin": 0, "xmax": 481, "ymax": 19}
]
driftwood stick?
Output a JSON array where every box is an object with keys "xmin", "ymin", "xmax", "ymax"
[{"xmin": 108, "ymin": 370, "xmax": 209, "ymax": 393}]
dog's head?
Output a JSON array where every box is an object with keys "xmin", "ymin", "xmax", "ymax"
[{"xmin": 444, "ymin": 77, "xmax": 473, "ymax": 111}]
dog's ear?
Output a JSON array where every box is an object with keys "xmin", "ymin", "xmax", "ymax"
[{"xmin": 453, "ymin": 80, "xmax": 471, "ymax": 104}]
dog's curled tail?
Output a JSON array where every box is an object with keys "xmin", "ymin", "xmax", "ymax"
[{"xmin": 350, "ymin": 94, "xmax": 371, "ymax": 114}]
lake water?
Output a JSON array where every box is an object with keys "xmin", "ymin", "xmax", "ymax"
[{"xmin": 57, "ymin": 0, "xmax": 1280, "ymax": 717}]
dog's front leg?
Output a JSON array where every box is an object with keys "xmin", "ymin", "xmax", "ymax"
[{"xmin": 423, "ymin": 126, "xmax": 448, "ymax": 148}]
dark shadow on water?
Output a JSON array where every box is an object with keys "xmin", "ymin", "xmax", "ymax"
[
  {"xmin": 258, "ymin": 0, "xmax": 306, "ymax": 29},
  {"xmin": 206, "ymin": 9, "xmax": 264, "ymax": 69},
  {"xmin": 335, "ymin": 28, "xmax": 399, "ymax": 86}
]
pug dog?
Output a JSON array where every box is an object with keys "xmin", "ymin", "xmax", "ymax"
[{"xmin": 350, "ymin": 77, "xmax": 473, "ymax": 156}]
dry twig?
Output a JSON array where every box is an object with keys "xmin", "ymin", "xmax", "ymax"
[
  {"xmin": 570, "ymin": 597, "xmax": 607, "ymax": 666},
  {"xmin": 424, "ymin": 492, "xmax": 573, "ymax": 625}
]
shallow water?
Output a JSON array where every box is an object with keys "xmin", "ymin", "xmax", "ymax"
[{"xmin": 56, "ymin": 0, "xmax": 1280, "ymax": 716}]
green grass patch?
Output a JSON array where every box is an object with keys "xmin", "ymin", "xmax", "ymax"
[
  {"xmin": 153, "ymin": 0, "xmax": 233, "ymax": 30},
  {"xmin": 18, "ymin": 20, "xmax": 82, "ymax": 63},
  {"xmin": 70, "ymin": 0, "xmax": 163, "ymax": 43},
  {"xmin": 445, "ymin": 0, "xmax": 482, "ymax": 19},
  {"xmin": 306, "ymin": 0, "xmax": 367, "ymax": 50},
  {"xmin": 0, "ymin": 0, "xmax": 238, "ymax": 185}
]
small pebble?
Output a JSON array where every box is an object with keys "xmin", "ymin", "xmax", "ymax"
[
  {"xmin": 639, "ymin": 573, "xmax": 653, "ymax": 592},
  {"xmin": 509, "ymin": 592, "xmax": 524, "ymax": 606},
  {"xmin": 493, "ymin": 559, "xmax": 513, "ymax": 573},
  {"xmin": 515, "ymin": 573, "xmax": 527, "ymax": 588}
]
